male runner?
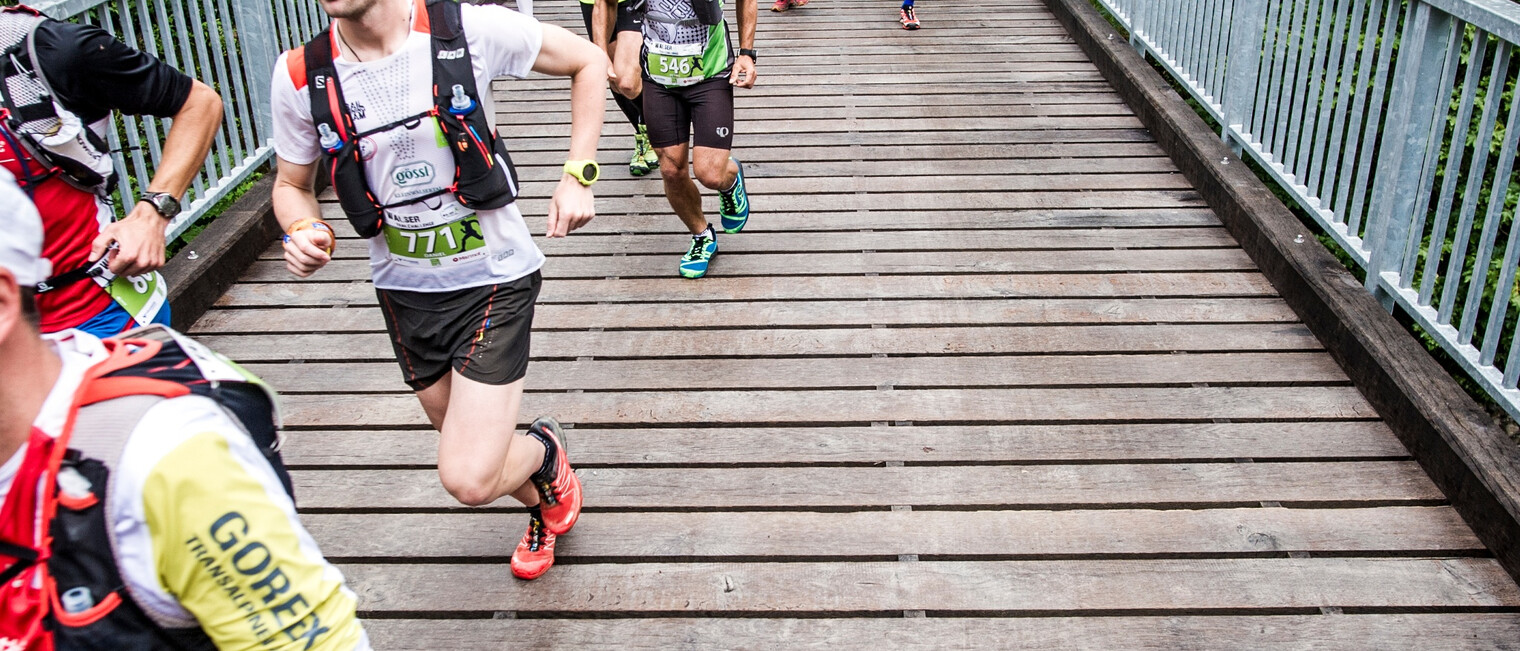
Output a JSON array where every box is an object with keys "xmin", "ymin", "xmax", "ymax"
[
  {"xmin": 271, "ymin": 0, "xmax": 607, "ymax": 580},
  {"xmin": 0, "ymin": 172, "xmax": 369, "ymax": 649},
  {"xmin": 586, "ymin": 0, "xmax": 659, "ymax": 175},
  {"xmin": 0, "ymin": 6, "xmax": 223, "ymax": 337},
  {"xmin": 601, "ymin": 0, "xmax": 756, "ymax": 278}
]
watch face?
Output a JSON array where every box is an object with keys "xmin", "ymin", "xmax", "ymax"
[
  {"xmin": 581, "ymin": 163, "xmax": 598, "ymax": 182},
  {"xmin": 152, "ymin": 194, "xmax": 181, "ymax": 218}
]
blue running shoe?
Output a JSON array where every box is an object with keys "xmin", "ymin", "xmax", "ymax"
[
  {"xmin": 679, "ymin": 228, "xmax": 718, "ymax": 278},
  {"xmin": 719, "ymin": 159, "xmax": 750, "ymax": 233}
]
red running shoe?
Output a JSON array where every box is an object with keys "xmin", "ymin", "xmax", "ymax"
[
  {"xmin": 528, "ymin": 417, "xmax": 582, "ymax": 535},
  {"xmin": 771, "ymin": 0, "xmax": 789, "ymax": 11},
  {"xmin": 510, "ymin": 512, "xmax": 557, "ymax": 580},
  {"xmin": 900, "ymin": 6, "xmax": 920, "ymax": 29}
]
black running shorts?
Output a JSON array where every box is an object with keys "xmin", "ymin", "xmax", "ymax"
[
  {"xmin": 643, "ymin": 77, "xmax": 735, "ymax": 150},
  {"xmin": 376, "ymin": 271, "xmax": 542, "ymax": 391},
  {"xmin": 579, "ymin": 1, "xmax": 643, "ymax": 37}
]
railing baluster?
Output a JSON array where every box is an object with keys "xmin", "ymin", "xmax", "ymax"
[
  {"xmin": 1460, "ymin": 58, "xmax": 1520, "ymax": 346},
  {"xmin": 1439, "ymin": 42, "xmax": 1510, "ymax": 325},
  {"xmin": 1421, "ymin": 29, "xmax": 1490, "ymax": 306}
]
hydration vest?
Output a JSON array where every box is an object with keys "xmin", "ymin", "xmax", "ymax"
[
  {"xmin": 0, "ymin": 326, "xmax": 290, "ymax": 651},
  {"xmin": 293, "ymin": 0, "xmax": 520, "ymax": 239},
  {"xmin": 0, "ymin": 5, "xmax": 116, "ymax": 197}
]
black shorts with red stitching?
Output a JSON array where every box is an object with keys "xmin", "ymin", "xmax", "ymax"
[{"xmin": 376, "ymin": 271, "xmax": 541, "ymax": 391}]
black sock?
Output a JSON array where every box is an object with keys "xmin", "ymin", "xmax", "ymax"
[{"xmin": 527, "ymin": 505, "xmax": 543, "ymax": 521}]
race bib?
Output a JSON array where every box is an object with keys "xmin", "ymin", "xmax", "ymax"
[
  {"xmin": 646, "ymin": 40, "xmax": 708, "ymax": 87},
  {"xmin": 383, "ymin": 214, "xmax": 489, "ymax": 268},
  {"xmin": 104, "ymin": 271, "xmax": 167, "ymax": 326},
  {"xmin": 647, "ymin": 52, "xmax": 703, "ymax": 86}
]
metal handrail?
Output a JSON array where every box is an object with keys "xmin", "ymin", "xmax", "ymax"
[
  {"xmin": 1099, "ymin": 0, "xmax": 1520, "ymax": 421},
  {"xmin": 30, "ymin": 0, "xmax": 325, "ymax": 240}
]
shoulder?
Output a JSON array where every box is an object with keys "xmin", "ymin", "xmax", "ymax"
[{"xmin": 461, "ymin": 3, "xmax": 543, "ymax": 40}]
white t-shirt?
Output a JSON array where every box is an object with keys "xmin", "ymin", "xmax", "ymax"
[{"xmin": 271, "ymin": 3, "xmax": 546, "ymax": 292}]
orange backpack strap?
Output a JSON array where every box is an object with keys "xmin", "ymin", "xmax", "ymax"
[{"xmin": 286, "ymin": 46, "xmax": 307, "ymax": 91}]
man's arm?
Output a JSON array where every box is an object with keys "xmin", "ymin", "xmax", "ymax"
[
  {"xmin": 530, "ymin": 24, "xmax": 609, "ymax": 237},
  {"xmin": 272, "ymin": 157, "xmax": 333, "ymax": 278},
  {"xmin": 89, "ymin": 80, "xmax": 223, "ymax": 276},
  {"xmin": 732, "ymin": 0, "xmax": 757, "ymax": 88}
]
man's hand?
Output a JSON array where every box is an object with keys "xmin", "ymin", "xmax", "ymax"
[
  {"xmin": 90, "ymin": 201, "xmax": 169, "ymax": 276},
  {"xmin": 283, "ymin": 228, "xmax": 333, "ymax": 278},
  {"xmin": 546, "ymin": 177, "xmax": 595, "ymax": 238},
  {"xmin": 732, "ymin": 55, "xmax": 757, "ymax": 89}
]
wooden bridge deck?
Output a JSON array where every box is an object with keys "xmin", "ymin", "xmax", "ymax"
[{"xmin": 191, "ymin": 0, "xmax": 1520, "ymax": 646}]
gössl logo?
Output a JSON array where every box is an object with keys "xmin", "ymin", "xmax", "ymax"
[
  {"xmin": 392, "ymin": 161, "xmax": 436, "ymax": 187},
  {"xmin": 438, "ymin": 48, "xmax": 465, "ymax": 60}
]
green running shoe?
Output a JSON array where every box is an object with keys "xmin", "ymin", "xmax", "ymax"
[
  {"xmin": 630, "ymin": 126, "xmax": 653, "ymax": 177},
  {"xmin": 719, "ymin": 158, "xmax": 750, "ymax": 233},
  {"xmin": 641, "ymin": 126, "xmax": 659, "ymax": 169},
  {"xmin": 679, "ymin": 228, "xmax": 718, "ymax": 278}
]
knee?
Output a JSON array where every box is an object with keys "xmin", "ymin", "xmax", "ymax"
[
  {"xmin": 694, "ymin": 164, "xmax": 729, "ymax": 190},
  {"xmin": 614, "ymin": 74, "xmax": 641, "ymax": 99},
  {"xmin": 660, "ymin": 157, "xmax": 688, "ymax": 183},
  {"xmin": 439, "ymin": 467, "xmax": 497, "ymax": 507}
]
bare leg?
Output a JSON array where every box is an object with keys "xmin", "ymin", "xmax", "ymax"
[
  {"xmin": 691, "ymin": 146, "xmax": 737, "ymax": 191},
  {"xmin": 419, "ymin": 371, "xmax": 547, "ymax": 507},
  {"xmin": 657, "ymin": 143, "xmax": 710, "ymax": 234},
  {"xmin": 612, "ymin": 31, "xmax": 644, "ymax": 101}
]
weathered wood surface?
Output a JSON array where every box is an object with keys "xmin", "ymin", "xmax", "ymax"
[{"xmin": 194, "ymin": 0, "xmax": 1520, "ymax": 643}]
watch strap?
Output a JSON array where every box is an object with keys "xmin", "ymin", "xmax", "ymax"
[
  {"xmin": 563, "ymin": 160, "xmax": 600, "ymax": 186},
  {"xmin": 739, "ymin": 48, "xmax": 757, "ymax": 61}
]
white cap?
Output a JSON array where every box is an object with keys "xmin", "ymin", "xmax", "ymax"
[{"xmin": 0, "ymin": 167, "xmax": 50, "ymax": 287}]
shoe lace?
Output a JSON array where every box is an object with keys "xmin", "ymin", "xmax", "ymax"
[
  {"xmin": 525, "ymin": 516, "xmax": 547, "ymax": 551},
  {"xmin": 686, "ymin": 234, "xmax": 710, "ymax": 259},
  {"xmin": 720, "ymin": 190, "xmax": 737, "ymax": 214}
]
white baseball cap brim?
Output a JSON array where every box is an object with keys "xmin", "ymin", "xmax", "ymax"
[{"xmin": 0, "ymin": 167, "xmax": 51, "ymax": 287}]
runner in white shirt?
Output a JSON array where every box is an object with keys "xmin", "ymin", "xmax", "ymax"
[{"xmin": 271, "ymin": 0, "xmax": 608, "ymax": 580}]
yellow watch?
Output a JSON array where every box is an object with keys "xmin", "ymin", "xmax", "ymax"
[{"xmin": 563, "ymin": 159, "xmax": 600, "ymax": 186}]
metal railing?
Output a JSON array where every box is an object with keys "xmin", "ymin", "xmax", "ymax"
[
  {"xmin": 1097, "ymin": 0, "xmax": 1520, "ymax": 421},
  {"xmin": 32, "ymin": 0, "xmax": 326, "ymax": 240}
]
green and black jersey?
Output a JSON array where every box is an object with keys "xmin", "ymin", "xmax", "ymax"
[{"xmin": 640, "ymin": 0, "xmax": 732, "ymax": 87}]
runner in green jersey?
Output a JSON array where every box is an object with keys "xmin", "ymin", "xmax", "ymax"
[{"xmin": 599, "ymin": 0, "xmax": 756, "ymax": 278}]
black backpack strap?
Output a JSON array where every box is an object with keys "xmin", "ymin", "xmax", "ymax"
[
  {"xmin": 427, "ymin": 0, "xmax": 520, "ymax": 211},
  {"xmin": 303, "ymin": 30, "xmax": 386, "ymax": 238}
]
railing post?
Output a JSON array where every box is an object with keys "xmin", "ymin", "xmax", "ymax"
[
  {"xmin": 230, "ymin": 0, "xmax": 280, "ymax": 145},
  {"xmin": 1364, "ymin": 2, "xmax": 1455, "ymax": 309},
  {"xmin": 1219, "ymin": 0, "xmax": 1266, "ymax": 155}
]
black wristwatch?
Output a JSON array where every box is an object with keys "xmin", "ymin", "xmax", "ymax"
[
  {"xmin": 739, "ymin": 48, "xmax": 757, "ymax": 61},
  {"xmin": 140, "ymin": 192, "xmax": 181, "ymax": 220}
]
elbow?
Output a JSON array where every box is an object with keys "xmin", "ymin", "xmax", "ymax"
[{"xmin": 183, "ymin": 80, "xmax": 224, "ymax": 128}]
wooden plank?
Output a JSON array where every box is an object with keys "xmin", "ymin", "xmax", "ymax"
[
  {"xmin": 275, "ymin": 386, "xmax": 1375, "ymax": 428},
  {"xmin": 304, "ymin": 507, "xmax": 1479, "ymax": 559},
  {"xmin": 500, "ymin": 143, "xmax": 1171, "ymax": 165},
  {"xmin": 196, "ymin": 323, "xmax": 1323, "ymax": 362},
  {"xmin": 193, "ymin": 297, "xmax": 1298, "ymax": 334},
  {"xmin": 507, "ymin": 128, "xmax": 1160, "ymax": 151},
  {"xmin": 502, "ymin": 100, "xmax": 1138, "ymax": 125},
  {"xmin": 280, "ymin": 421, "xmax": 1405, "ymax": 467},
  {"xmin": 310, "ymin": 208, "xmax": 1221, "ymax": 237},
  {"xmin": 500, "ymin": 191, "xmax": 1206, "ymax": 215},
  {"xmin": 247, "ymin": 352, "xmax": 1348, "ymax": 393},
  {"xmin": 340, "ymin": 558, "xmax": 1518, "ymax": 612},
  {"xmin": 292, "ymin": 461, "xmax": 1437, "ymax": 510},
  {"xmin": 361, "ymin": 615, "xmax": 1520, "ymax": 651},
  {"xmin": 215, "ymin": 273, "xmax": 1276, "ymax": 307},
  {"xmin": 247, "ymin": 249, "xmax": 1254, "ymax": 281}
]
